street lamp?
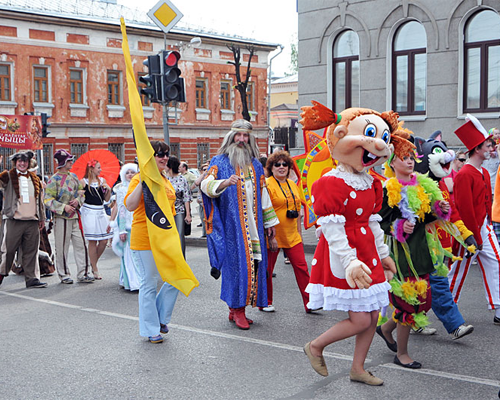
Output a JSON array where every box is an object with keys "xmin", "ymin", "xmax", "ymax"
[{"xmin": 175, "ymin": 37, "xmax": 202, "ymax": 52}]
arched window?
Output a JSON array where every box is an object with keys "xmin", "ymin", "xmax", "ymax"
[
  {"xmin": 464, "ymin": 10, "xmax": 500, "ymax": 112},
  {"xmin": 333, "ymin": 30, "xmax": 359, "ymax": 111},
  {"xmin": 392, "ymin": 21, "xmax": 427, "ymax": 115}
]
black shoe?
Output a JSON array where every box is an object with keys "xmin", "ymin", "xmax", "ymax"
[
  {"xmin": 272, "ymin": 273, "xmax": 276, "ymax": 278},
  {"xmin": 26, "ymin": 279, "xmax": 48, "ymax": 288},
  {"xmin": 0, "ymin": 274, "xmax": 5, "ymax": 286},
  {"xmin": 197, "ymin": 223, "xmax": 202, "ymax": 227},
  {"xmin": 394, "ymin": 355, "xmax": 421, "ymax": 369},
  {"xmin": 494, "ymin": 316, "xmax": 500, "ymax": 325},
  {"xmin": 376, "ymin": 325, "xmax": 397, "ymax": 352}
]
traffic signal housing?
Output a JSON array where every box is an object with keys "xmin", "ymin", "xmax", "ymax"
[
  {"xmin": 161, "ymin": 51, "xmax": 185, "ymax": 103},
  {"xmin": 139, "ymin": 55, "xmax": 161, "ymax": 103},
  {"xmin": 41, "ymin": 113, "xmax": 51, "ymax": 137}
]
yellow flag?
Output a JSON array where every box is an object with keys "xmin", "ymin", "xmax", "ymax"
[{"xmin": 120, "ymin": 18, "xmax": 199, "ymax": 296}]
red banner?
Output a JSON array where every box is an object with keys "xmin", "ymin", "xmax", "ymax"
[{"xmin": 0, "ymin": 114, "xmax": 43, "ymax": 150}]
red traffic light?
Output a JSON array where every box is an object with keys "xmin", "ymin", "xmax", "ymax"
[{"xmin": 164, "ymin": 51, "xmax": 180, "ymax": 67}]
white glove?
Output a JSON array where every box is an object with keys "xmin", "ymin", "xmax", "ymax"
[{"xmin": 345, "ymin": 259, "xmax": 372, "ymax": 289}]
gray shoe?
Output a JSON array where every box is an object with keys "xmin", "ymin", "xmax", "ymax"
[
  {"xmin": 61, "ymin": 277, "xmax": 74, "ymax": 284},
  {"xmin": 78, "ymin": 275, "xmax": 94, "ymax": 283},
  {"xmin": 451, "ymin": 324, "xmax": 474, "ymax": 340},
  {"xmin": 411, "ymin": 326, "xmax": 437, "ymax": 335}
]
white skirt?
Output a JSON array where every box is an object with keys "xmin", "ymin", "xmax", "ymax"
[{"xmin": 80, "ymin": 204, "xmax": 113, "ymax": 241}]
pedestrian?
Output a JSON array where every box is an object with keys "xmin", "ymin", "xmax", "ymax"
[
  {"xmin": 44, "ymin": 149, "xmax": 93, "ymax": 284},
  {"xmin": 443, "ymin": 150, "xmax": 467, "ymax": 201},
  {"xmin": 0, "ymin": 151, "xmax": 47, "ymax": 288},
  {"xmin": 165, "ymin": 155, "xmax": 192, "ymax": 257},
  {"xmin": 111, "ymin": 163, "xmax": 140, "ymax": 291},
  {"xmin": 192, "ymin": 163, "xmax": 209, "ymax": 237},
  {"xmin": 263, "ymin": 150, "xmax": 311, "ymax": 313},
  {"xmin": 125, "ymin": 140, "xmax": 181, "ymax": 343},
  {"xmin": 79, "ymin": 160, "xmax": 112, "ymax": 280},
  {"xmin": 179, "ymin": 161, "xmax": 196, "ymax": 191},
  {"xmin": 377, "ymin": 129, "xmax": 451, "ymax": 370},
  {"xmin": 449, "ymin": 115, "xmax": 500, "ymax": 325},
  {"xmin": 299, "ymin": 104, "xmax": 397, "ymax": 385},
  {"xmin": 482, "ymin": 128, "xmax": 500, "ymax": 196},
  {"xmin": 201, "ymin": 119, "xmax": 279, "ymax": 330}
]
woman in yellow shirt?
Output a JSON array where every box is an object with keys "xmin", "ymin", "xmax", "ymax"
[
  {"xmin": 125, "ymin": 141, "xmax": 178, "ymax": 344},
  {"xmin": 264, "ymin": 151, "xmax": 311, "ymax": 313}
]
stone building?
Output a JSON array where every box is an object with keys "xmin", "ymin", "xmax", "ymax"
[
  {"xmin": 297, "ymin": 0, "xmax": 500, "ymax": 147},
  {"xmin": 0, "ymin": 0, "xmax": 279, "ymax": 173}
]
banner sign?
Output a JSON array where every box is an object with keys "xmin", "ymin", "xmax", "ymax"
[{"xmin": 0, "ymin": 114, "xmax": 43, "ymax": 150}]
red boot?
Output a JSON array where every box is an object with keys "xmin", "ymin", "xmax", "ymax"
[
  {"xmin": 232, "ymin": 307, "xmax": 250, "ymax": 330},
  {"xmin": 229, "ymin": 307, "xmax": 253, "ymax": 324}
]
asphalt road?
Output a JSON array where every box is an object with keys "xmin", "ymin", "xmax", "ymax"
[{"xmin": 1, "ymin": 242, "xmax": 500, "ymax": 399}]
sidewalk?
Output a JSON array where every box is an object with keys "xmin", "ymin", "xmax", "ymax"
[{"xmin": 185, "ymin": 204, "xmax": 319, "ymax": 254}]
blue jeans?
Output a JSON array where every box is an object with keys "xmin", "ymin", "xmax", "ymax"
[
  {"xmin": 132, "ymin": 250, "xmax": 179, "ymax": 337},
  {"xmin": 430, "ymin": 272, "xmax": 464, "ymax": 333}
]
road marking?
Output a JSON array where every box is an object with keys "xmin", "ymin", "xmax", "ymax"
[{"xmin": 2, "ymin": 290, "xmax": 500, "ymax": 388}]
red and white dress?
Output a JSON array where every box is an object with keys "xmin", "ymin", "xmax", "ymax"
[{"xmin": 306, "ymin": 166, "xmax": 391, "ymax": 312}]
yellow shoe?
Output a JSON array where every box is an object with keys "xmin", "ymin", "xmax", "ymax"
[
  {"xmin": 303, "ymin": 342, "xmax": 328, "ymax": 376},
  {"xmin": 349, "ymin": 370, "xmax": 383, "ymax": 386}
]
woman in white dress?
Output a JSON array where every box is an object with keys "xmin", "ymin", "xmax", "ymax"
[{"xmin": 111, "ymin": 163, "xmax": 140, "ymax": 290}]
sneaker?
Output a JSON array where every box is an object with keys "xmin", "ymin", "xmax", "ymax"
[
  {"xmin": 411, "ymin": 326, "xmax": 437, "ymax": 335},
  {"xmin": 78, "ymin": 275, "xmax": 95, "ymax": 283},
  {"xmin": 494, "ymin": 316, "xmax": 500, "ymax": 326},
  {"xmin": 26, "ymin": 279, "xmax": 48, "ymax": 288},
  {"xmin": 149, "ymin": 334, "xmax": 163, "ymax": 343},
  {"xmin": 259, "ymin": 305, "xmax": 275, "ymax": 312},
  {"xmin": 284, "ymin": 257, "xmax": 290, "ymax": 264},
  {"xmin": 450, "ymin": 324, "xmax": 474, "ymax": 340},
  {"xmin": 160, "ymin": 324, "xmax": 169, "ymax": 334},
  {"xmin": 61, "ymin": 277, "xmax": 74, "ymax": 284}
]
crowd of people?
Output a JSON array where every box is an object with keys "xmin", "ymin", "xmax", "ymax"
[{"xmin": 0, "ymin": 114, "xmax": 499, "ymax": 386}]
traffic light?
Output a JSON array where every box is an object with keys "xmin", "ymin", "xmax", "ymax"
[
  {"xmin": 41, "ymin": 113, "xmax": 51, "ymax": 137},
  {"xmin": 161, "ymin": 50, "xmax": 185, "ymax": 103},
  {"xmin": 139, "ymin": 55, "xmax": 161, "ymax": 103}
]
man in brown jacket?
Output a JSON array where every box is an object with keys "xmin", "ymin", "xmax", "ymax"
[{"xmin": 0, "ymin": 150, "xmax": 46, "ymax": 288}]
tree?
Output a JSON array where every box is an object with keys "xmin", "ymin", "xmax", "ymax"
[
  {"xmin": 287, "ymin": 33, "xmax": 298, "ymax": 76},
  {"xmin": 226, "ymin": 43, "xmax": 254, "ymax": 121}
]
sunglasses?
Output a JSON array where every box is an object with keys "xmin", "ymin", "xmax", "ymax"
[
  {"xmin": 154, "ymin": 152, "xmax": 169, "ymax": 158},
  {"xmin": 458, "ymin": 158, "xmax": 466, "ymax": 162},
  {"xmin": 274, "ymin": 162, "xmax": 288, "ymax": 168}
]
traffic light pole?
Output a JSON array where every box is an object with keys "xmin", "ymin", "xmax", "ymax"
[{"xmin": 163, "ymin": 104, "xmax": 169, "ymax": 145}]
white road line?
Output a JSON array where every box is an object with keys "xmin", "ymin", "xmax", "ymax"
[{"xmin": 2, "ymin": 290, "xmax": 499, "ymax": 388}]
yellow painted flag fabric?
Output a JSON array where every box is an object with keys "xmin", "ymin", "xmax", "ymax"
[{"xmin": 120, "ymin": 18, "xmax": 199, "ymax": 296}]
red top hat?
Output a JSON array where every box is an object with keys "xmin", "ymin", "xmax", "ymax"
[{"xmin": 454, "ymin": 114, "xmax": 492, "ymax": 152}]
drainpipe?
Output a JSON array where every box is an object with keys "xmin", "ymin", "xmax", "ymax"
[{"xmin": 267, "ymin": 45, "xmax": 284, "ymax": 153}]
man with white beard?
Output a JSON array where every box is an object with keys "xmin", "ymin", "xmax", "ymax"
[
  {"xmin": 450, "ymin": 115, "xmax": 500, "ymax": 326},
  {"xmin": 201, "ymin": 119, "xmax": 279, "ymax": 330}
]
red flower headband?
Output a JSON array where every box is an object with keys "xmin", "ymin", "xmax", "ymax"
[{"xmin": 87, "ymin": 159, "xmax": 98, "ymax": 168}]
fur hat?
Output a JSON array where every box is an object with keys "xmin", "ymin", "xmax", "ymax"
[
  {"xmin": 54, "ymin": 149, "xmax": 75, "ymax": 169},
  {"xmin": 9, "ymin": 150, "xmax": 34, "ymax": 163}
]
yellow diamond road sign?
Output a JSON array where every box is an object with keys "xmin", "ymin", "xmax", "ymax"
[{"xmin": 147, "ymin": 0, "xmax": 183, "ymax": 34}]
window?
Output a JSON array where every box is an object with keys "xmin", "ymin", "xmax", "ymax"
[
  {"xmin": 43, "ymin": 143, "xmax": 53, "ymax": 176},
  {"xmin": 107, "ymin": 71, "xmax": 120, "ymax": 105},
  {"xmin": 246, "ymin": 82, "xmax": 254, "ymax": 111},
  {"xmin": 108, "ymin": 143, "xmax": 124, "ymax": 162},
  {"xmin": 392, "ymin": 21, "xmax": 427, "ymax": 115},
  {"xmin": 0, "ymin": 64, "xmax": 11, "ymax": 101},
  {"xmin": 70, "ymin": 69, "xmax": 83, "ymax": 104},
  {"xmin": 220, "ymin": 80, "xmax": 231, "ymax": 110},
  {"xmin": 464, "ymin": 10, "xmax": 500, "ymax": 112},
  {"xmin": 197, "ymin": 143, "xmax": 210, "ymax": 168},
  {"xmin": 333, "ymin": 30, "xmax": 360, "ymax": 111},
  {"xmin": 170, "ymin": 143, "xmax": 180, "ymax": 159},
  {"xmin": 138, "ymin": 72, "xmax": 151, "ymax": 107},
  {"xmin": 71, "ymin": 143, "xmax": 88, "ymax": 161},
  {"xmin": 196, "ymin": 78, "xmax": 207, "ymax": 109},
  {"xmin": 34, "ymin": 66, "xmax": 49, "ymax": 103}
]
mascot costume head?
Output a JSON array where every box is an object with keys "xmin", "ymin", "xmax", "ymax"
[{"xmin": 413, "ymin": 130, "xmax": 455, "ymax": 181}]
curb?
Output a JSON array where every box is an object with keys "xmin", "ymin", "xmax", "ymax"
[{"xmin": 185, "ymin": 237, "xmax": 318, "ymax": 254}]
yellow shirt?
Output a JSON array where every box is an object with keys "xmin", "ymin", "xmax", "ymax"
[
  {"xmin": 266, "ymin": 176, "xmax": 302, "ymax": 248},
  {"xmin": 125, "ymin": 173, "xmax": 176, "ymax": 251}
]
